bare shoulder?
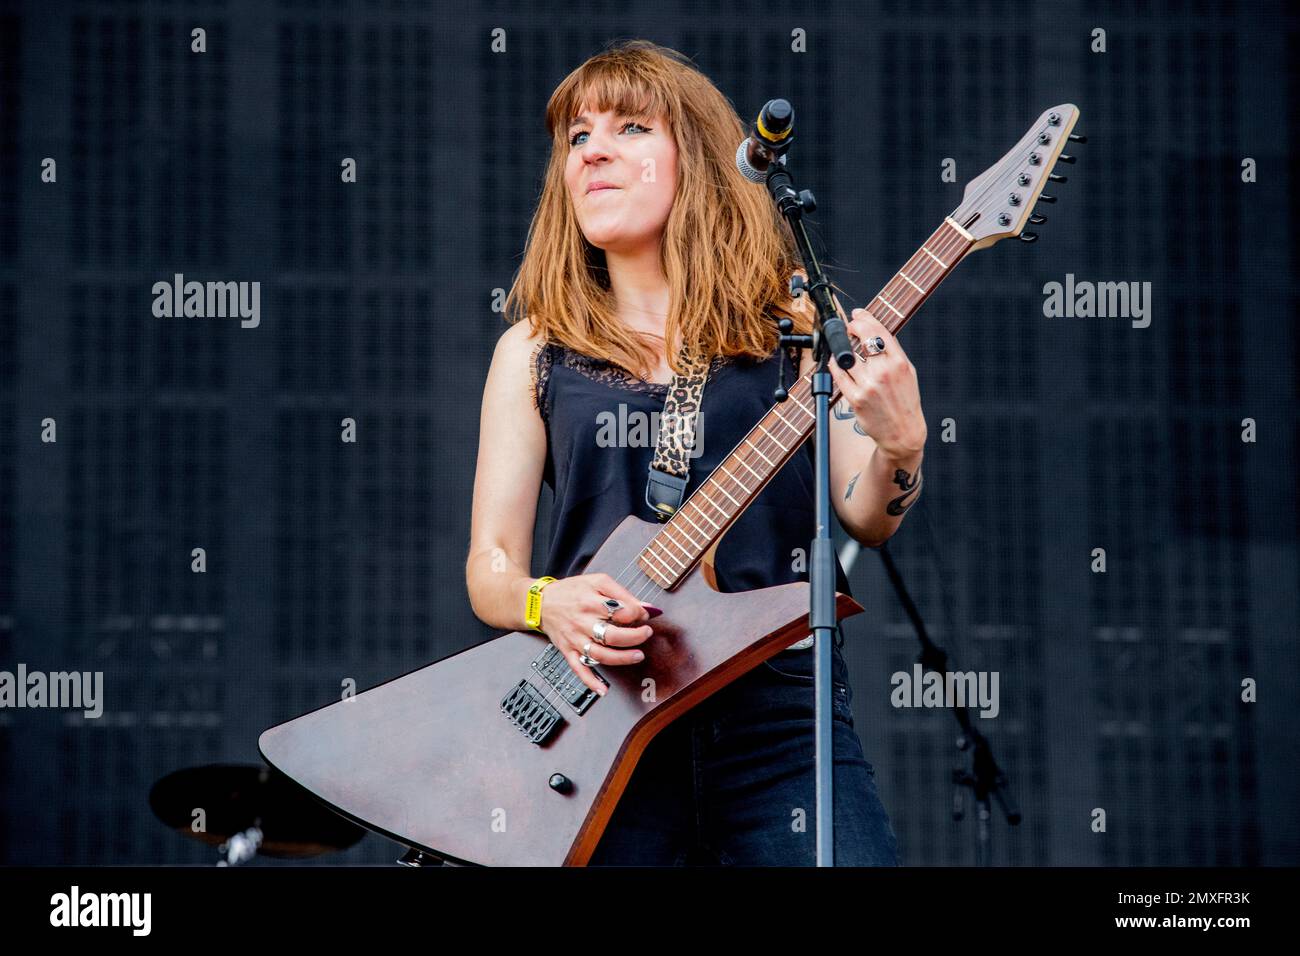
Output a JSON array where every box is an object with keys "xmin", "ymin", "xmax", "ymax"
[
  {"xmin": 495, "ymin": 316, "xmax": 546, "ymax": 363},
  {"xmin": 492, "ymin": 318, "xmax": 549, "ymax": 383},
  {"xmin": 486, "ymin": 319, "xmax": 549, "ymax": 419}
]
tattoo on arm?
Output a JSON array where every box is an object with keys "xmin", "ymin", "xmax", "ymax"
[
  {"xmin": 832, "ymin": 399, "xmax": 867, "ymax": 436},
  {"xmin": 885, "ymin": 465, "xmax": 922, "ymax": 516},
  {"xmin": 845, "ymin": 471, "xmax": 860, "ymax": 501}
]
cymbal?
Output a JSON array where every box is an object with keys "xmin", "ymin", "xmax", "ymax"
[{"xmin": 149, "ymin": 764, "xmax": 365, "ymax": 858}]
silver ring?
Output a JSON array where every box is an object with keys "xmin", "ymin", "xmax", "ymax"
[
  {"xmin": 592, "ymin": 620, "xmax": 609, "ymax": 645},
  {"xmin": 579, "ymin": 652, "xmax": 599, "ymax": 667},
  {"xmin": 864, "ymin": 336, "xmax": 886, "ymax": 355},
  {"xmin": 603, "ymin": 598, "xmax": 623, "ymax": 619}
]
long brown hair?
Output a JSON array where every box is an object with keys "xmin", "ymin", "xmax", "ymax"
[{"xmin": 503, "ymin": 39, "xmax": 816, "ymax": 378}]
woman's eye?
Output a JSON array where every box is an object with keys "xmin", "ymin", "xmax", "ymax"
[{"xmin": 569, "ymin": 121, "xmax": 651, "ymax": 147}]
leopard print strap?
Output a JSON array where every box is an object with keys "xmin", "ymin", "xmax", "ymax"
[{"xmin": 645, "ymin": 342, "xmax": 712, "ymax": 521}]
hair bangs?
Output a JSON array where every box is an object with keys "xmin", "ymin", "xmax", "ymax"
[{"xmin": 548, "ymin": 60, "xmax": 673, "ymax": 142}]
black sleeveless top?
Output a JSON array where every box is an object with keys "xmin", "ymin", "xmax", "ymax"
[{"xmin": 531, "ymin": 341, "xmax": 853, "ymax": 597}]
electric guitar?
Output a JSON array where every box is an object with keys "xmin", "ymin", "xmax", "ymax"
[{"xmin": 259, "ymin": 104, "xmax": 1082, "ymax": 866}]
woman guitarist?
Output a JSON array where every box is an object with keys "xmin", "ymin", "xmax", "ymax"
[{"xmin": 466, "ymin": 40, "xmax": 926, "ymax": 866}]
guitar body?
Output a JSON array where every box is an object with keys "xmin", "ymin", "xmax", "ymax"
[{"xmin": 259, "ymin": 513, "xmax": 864, "ymax": 866}]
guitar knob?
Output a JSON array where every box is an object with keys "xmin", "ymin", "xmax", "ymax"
[
  {"xmin": 1047, "ymin": 173, "xmax": 1068, "ymax": 183},
  {"xmin": 1028, "ymin": 214, "xmax": 1046, "ymax": 225},
  {"xmin": 1018, "ymin": 232, "xmax": 1039, "ymax": 243},
  {"xmin": 1037, "ymin": 194, "xmax": 1057, "ymax": 203},
  {"xmin": 549, "ymin": 773, "xmax": 573, "ymax": 794},
  {"xmin": 1057, "ymin": 154, "xmax": 1077, "ymax": 164},
  {"xmin": 1068, "ymin": 133, "xmax": 1087, "ymax": 143}
]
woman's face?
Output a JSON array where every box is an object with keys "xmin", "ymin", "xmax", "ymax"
[{"xmin": 564, "ymin": 105, "xmax": 677, "ymax": 256}]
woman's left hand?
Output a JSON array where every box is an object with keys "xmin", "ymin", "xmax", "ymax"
[{"xmin": 827, "ymin": 308, "xmax": 927, "ymax": 460}]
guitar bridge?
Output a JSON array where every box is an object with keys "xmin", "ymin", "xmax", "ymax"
[{"xmin": 500, "ymin": 679, "xmax": 564, "ymax": 745}]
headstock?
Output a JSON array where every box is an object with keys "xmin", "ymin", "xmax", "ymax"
[{"xmin": 951, "ymin": 104, "xmax": 1083, "ymax": 249}]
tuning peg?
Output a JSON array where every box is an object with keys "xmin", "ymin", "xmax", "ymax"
[
  {"xmin": 1056, "ymin": 154, "xmax": 1077, "ymax": 164},
  {"xmin": 1048, "ymin": 173, "xmax": 1068, "ymax": 183},
  {"xmin": 1037, "ymin": 193, "xmax": 1057, "ymax": 203},
  {"xmin": 1028, "ymin": 214, "xmax": 1046, "ymax": 225},
  {"xmin": 1018, "ymin": 232, "xmax": 1039, "ymax": 243},
  {"xmin": 1068, "ymin": 133, "xmax": 1086, "ymax": 143}
]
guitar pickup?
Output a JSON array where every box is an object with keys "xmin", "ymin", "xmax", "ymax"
[{"xmin": 531, "ymin": 644, "xmax": 604, "ymax": 715}]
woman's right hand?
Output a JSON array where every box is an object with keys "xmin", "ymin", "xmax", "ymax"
[{"xmin": 536, "ymin": 573, "xmax": 657, "ymax": 697}]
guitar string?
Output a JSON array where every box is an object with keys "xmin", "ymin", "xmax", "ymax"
[
  {"xmin": 602, "ymin": 222, "xmax": 973, "ymax": 611},
  {"xmin": 604, "ymin": 171, "xmax": 1009, "ymax": 606},
  {"xmin": 606, "ymin": 112, "xmax": 1059, "ymax": 604},
  {"xmin": 607, "ymin": 221, "xmax": 972, "ymax": 609},
  {"xmin": 569, "ymin": 116, "xmax": 1058, "ymax": 672}
]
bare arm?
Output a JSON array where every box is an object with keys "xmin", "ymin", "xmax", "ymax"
[
  {"xmin": 465, "ymin": 320, "xmax": 548, "ymax": 631},
  {"xmin": 464, "ymin": 322, "xmax": 656, "ymax": 696}
]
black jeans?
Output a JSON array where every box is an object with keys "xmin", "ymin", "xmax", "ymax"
[{"xmin": 589, "ymin": 639, "xmax": 901, "ymax": 866}]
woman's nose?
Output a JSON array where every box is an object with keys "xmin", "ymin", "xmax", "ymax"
[{"xmin": 578, "ymin": 130, "xmax": 616, "ymax": 161}]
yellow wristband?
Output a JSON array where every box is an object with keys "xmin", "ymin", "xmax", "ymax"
[{"xmin": 524, "ymin": 576, "xmax": 557, "ymax": 632}]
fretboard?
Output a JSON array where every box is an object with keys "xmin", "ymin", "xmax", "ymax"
[{"xmin": 635, "ymin": 216, "xmax": 974, "ymax": 590}]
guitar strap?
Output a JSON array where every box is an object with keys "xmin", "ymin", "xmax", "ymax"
[{"xmin": 644, "ymin": 340, "xmax": 712, "ymax": 522}]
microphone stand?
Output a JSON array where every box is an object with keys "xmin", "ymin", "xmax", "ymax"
[{"xmin": 762, "ymin": 151, "xmax": 857, "ymax": 867}]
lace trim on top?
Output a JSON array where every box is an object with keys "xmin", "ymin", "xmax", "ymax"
[{"xmin": 532, "ymin": 341, "xmax": 744, "ymax": 424}]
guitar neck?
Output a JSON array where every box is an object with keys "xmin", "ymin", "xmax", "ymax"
[{"xmin": 636, "ymin": 216, "xmax": 975, "ymax": 590}]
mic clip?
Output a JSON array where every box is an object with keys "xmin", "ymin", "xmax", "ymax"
[{"xmin": 774, "ymin": 313, "xmax": 814, "ymax": 403}]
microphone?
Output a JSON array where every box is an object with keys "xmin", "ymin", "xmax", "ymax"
[
  {"xmin": 737, "ymin": 99, "xmax": 854, "ymax": 369},
  {"xmin": 735, "ymin": 99, "xmax": 794, "ymax": 182}
]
